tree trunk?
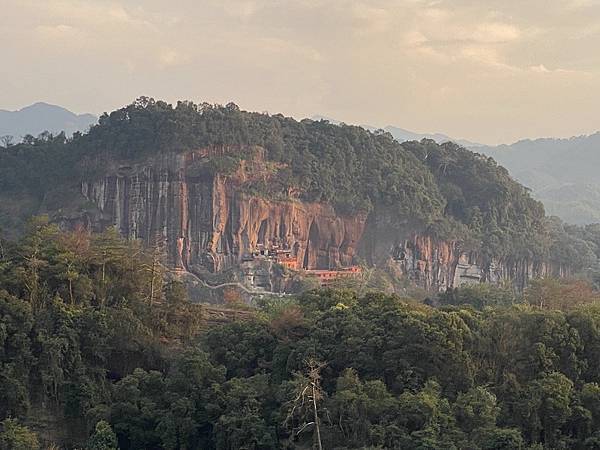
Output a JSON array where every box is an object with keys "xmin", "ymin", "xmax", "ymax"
[{"xmin": 312, "ymin": 383, "xmax": 323, "ymax": 450}]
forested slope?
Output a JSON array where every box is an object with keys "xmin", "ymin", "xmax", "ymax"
[
  {"xmin": 0, "ymin": 97, "xmax": 588, "ymax": 279},
  {"xmin": 3, "ymin": 225, "xmax": 600, "ymax": 448}
]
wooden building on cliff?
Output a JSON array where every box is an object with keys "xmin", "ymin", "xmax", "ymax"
[{"xmin": 305, "ymin": 266, "xmax": 362, "ymax": 287}]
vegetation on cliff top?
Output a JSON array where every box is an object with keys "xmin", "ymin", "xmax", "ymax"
[
  {"xmin": 4, "ymin": 225, "xmax": 600, "ymax": 448},
  {"xmin": 0, "ymin": 97, "xmax": 595, "ymax": 265}
]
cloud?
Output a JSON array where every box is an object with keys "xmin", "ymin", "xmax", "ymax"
[
  {"xmin": 460, "ymin": 45, "xmax": 514, "ymax": 70},
  {"xmin": 530, "ymin": 64, "xmax": 551, "ymax": 73},
  {"xmin": 3, "ymin": 0, "xmax": 600, "ymax": 144},
  {"xmin": 34, "ymin": 0, "xmax": 158, "ymax": 31},
  {"xmin": 34, "ymin": 23, "xmax": 88, "ymax": 52},
  {"xmin": 394, "ymin": 7, "xmax": 523, "ymax": 70},
  {"xmin": 221, "ymin": 0, "xmax": 260, "ymax": 18},
  {"xmin": 529, "ymin": 64, "xmax": 592, "ymax": 76},
  {"xmin": 258, "ymin": 38, "xmax": 322, "ymax": 61},
  {"xmin": 158, "ymin": 47, "xmax": 190, "ymax": 68},
  {"xmin": 352, "ymin": 4, "xmax": 391, "ymax": 34},
  {"xmin": 36, "ymin": 24, "xmax": 81, "ymax": 40},
  {"xmin": 472, "ymin": 22, "xmax": 521, "ymax": 43},
  {"xmin": 565, "ymin": 0, "xmax": 600, "ymax": 9}
]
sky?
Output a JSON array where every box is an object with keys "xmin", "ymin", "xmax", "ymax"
[{"xmin": 2, "ymin": 0, "xmax": 600, "ymax": 145}]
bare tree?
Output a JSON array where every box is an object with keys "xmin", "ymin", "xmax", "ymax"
[
  {"xmin": 0, "ymin": 227, "xmax": 5, "ymax": 261},
  {"xmin": 285, "ymin": 358, "xmax": 327, "ymax": 450},
  {"xmin": 0, "ymin": 135, "xmax": 14, "ymax": 148},
  {"xmin": 142, "ymin": 234, "xmax": 167, "ymax": 306}
]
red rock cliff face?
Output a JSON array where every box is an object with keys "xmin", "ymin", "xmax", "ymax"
[
  {"xmin": 80, "ymin": 146, "xmax": 566, "ymax": 291},
  {"xmin": 210, "ymin": 188, "xmax": 366, "ymax": 272},
  {"xmin": 391, "ymin": 235, "xmax": 460, "ymax": 291},
  {"xmin": 81, "ymin": 146, "xmax": 366, "ymax": 274},
  {"xmin": 359, "ymin": 209, "xmax": 569, "ymax": 291}
]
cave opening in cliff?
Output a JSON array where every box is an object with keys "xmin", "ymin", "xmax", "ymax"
[
  {"xmin": 241, "ymin": 227, "xmax": 250, "ymax": 258},
  {"xmin": 304, "ymin": 220, "xmax": 320, "ymax": 270},
  {"xmin": 279, "ymin": 221, "xmax": 287, "ymax": 243},
  {"xmin": 222, "ymin": 217, "xmax": 234, "ymax": 256},
  {"xmin": 258, "ymin": 219, "xmax": 268, "ymax": 247}
]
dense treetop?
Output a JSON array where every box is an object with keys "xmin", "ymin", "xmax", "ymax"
[{"xmin": 3, "ymin": 225, "xmax": 600, "ymax": 448}]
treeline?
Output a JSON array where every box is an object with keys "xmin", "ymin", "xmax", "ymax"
[{"xmin": 4, "ymin": 225, "xmax": 600, "ymax": 448}]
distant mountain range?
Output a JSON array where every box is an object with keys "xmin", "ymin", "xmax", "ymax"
[
  {"xmin": 476, "ymin": 134, "xmax": 600, "ymax": 225},
  {"xmin": 310, "ymin": 115, "xmax": 482, "ymax": 148},
  {"xmin": 382, "ymin": 126, "xmax": 483, "ymax": 148},
  {"xmin": 0, "ymin": 102, "xmax": 97, "ymax": 138}
]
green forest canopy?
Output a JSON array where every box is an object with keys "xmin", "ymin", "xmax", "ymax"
[
  {"xmin": 3, "ymin": 225, "xmax": 600, "ymax": 449},
  {"xmin": 0, "ymin": 97, "xmax": 598, "ymax": 267}
]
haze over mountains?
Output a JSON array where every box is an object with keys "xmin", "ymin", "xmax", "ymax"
[
  {"xmin": 476, "ymin": 135, "xmax": 600, "ymax": 225},
  {"xmin": 311, "ymin": 115, "xmax": 482, "ymax": 148},
  {"xmin": 388, "ymin": 128, "xmax": 600, "ymax": 226},
  {"xmin": 0, "ymin": 102, "xmax": 97, "ymax": 138}
]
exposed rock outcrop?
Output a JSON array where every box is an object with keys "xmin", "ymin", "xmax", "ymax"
[
  {"xmin": 386, "ymin": 236, "xmax": 569, "ymax": 292},
  {"xmin": 81, "ymin": 147, "xmax": 366, "ymax": 275},
  {"xmin": 80, "ymin": 146, "xmax": 567, "ymax": 292}
]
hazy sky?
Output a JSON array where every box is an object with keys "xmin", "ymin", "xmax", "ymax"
[{"xmin": 3, "ymin": 0, "xmax": 600, "ymax": 144}]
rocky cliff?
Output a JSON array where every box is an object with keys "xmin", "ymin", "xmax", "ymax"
[
  {"xmin": 78, "ymin": 145, "xmax": 566, "ymax": 292},
  {"xmin": 360, "ymin": 215, "xmax": 568, "ymax": 292},
  {"xmin": 81, "ymin": 146, "xmax": 365, "ymax": 273}
]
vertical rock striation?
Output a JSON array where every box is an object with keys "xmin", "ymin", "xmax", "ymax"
[{"xmin": 81, "ymin": 147, "xmax": 366, "ymax": 275}]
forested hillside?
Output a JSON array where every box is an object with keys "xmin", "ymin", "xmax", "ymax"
[
  {"xmin": 4, "ymin": 224, "xmax": 600, "ymax": 448},
  {"xmin": 4, "ymin": 100, "xmax": 600, "ymax": 450},
  {"xmin": 0, "ymin": 97, "xmax": 582, "ymax": 268}
]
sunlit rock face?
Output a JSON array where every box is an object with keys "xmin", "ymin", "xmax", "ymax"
[
  {"xmin": 80, "ymin": 145, "xmax": 567, "ymax": 291},
  {"xmin": 80, "ymin": 146, "xmax": 366, "ymax": 274}
]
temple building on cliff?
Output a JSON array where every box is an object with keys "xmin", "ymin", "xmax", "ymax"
[{"xmin": 305, "ymin": 266, "xmax": 362, "ymax": 287}]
